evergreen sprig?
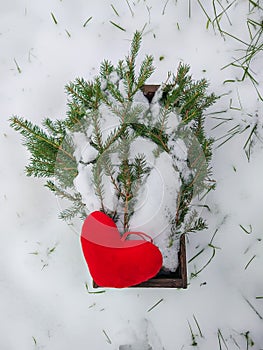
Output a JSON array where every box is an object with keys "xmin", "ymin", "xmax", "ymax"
[
  {"xmin": 10, "ymin": 116, "xmax": 77, "ymax": 184},
  {"xmin": 10, "ymin": 31, "xmax": 217, "ymax": 234}
]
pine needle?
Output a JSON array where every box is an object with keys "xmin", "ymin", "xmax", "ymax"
[
  {"xmin": 14, "ymin": 58, "xmax": 22, "ymax": 73},
  {"xmin": 239, "ymin": 224, "xmax": 252, "ymax": 234},
  {"xmin": 102, "ymin": 330, "xmax": 112, "ymax": 344},
  {"xmin": 65, "ymin": 29, "xmax": 71, "ymax": 38},
  {"xmin": 147, "ymin": 298, "xmax": 164, "ymax": 312},
  {"xmin": 188, "ymin": 248, "xmax": 205, "ymax": 264},
  {"xmin": 249, "ymin": 0, "xmax": 263, "ymax": 10},
  {"xmin": 244, "ymin": 255, "xmax": 256, "ymax": 270},
  {"xmin": 111, "ymin": 4, "xmax": 119, "ymax": 16},
  {"xmin": 230, "ymin": 334, "xmax": 241, "ymax": 349},
  {"xmin": 109, "ymin": 20, "xmax": 126, "ymax": 31},
  {"xmin": 83, "ymin": 16, "xmax": 92, "ymax": 27},
  {"xmin": 32, "ymin": 336, "xmax": 37, "ymax": 346},
  {"xmin": 193, "ymin": 314, "xmax": 203, "ymax": 338},
  {"xmin": 243, "ymin": 297, "xmax": 263, "ymax": 320},
  {"xmin": 47, "ymin": 246, "xmax": 56, "ymax": 255},
  {"xmin": 188, "ymin": 321, "xmax": 198, "ymax": 346},
  {"xmin": 196, "ymin": 0, "xmax": 212, "ymax": 24},
  {"xmin": 50, "ymin": 12, "xmax": 58, "ymax": 25},
  {"xmin": 125, "ymin": 0, "xmax": 134, "ymax": 16},
  {"xmin": 188, "ymin": 0, "xmax": 191, "ymax": 18},
  {"xmin": 217, "ymin": 329, "xmax": 228, "ymax": 350},
  {"xmin": 162, "ymin": 0, "xmax": 170, "ymax": 15}
]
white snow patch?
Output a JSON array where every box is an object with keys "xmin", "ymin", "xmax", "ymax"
[
  {"xmin": 129, "ymin": 150, "xmax": 181, "ymax": 270},
  {"xmin": 73, "ymin": 163, "xmax": 100, "ymax": 212},
  {"xmin": 72, "ymin": 131, "xmax": 98, "ymax": 164},
  {"xmin": 133, "ymin": 89, "xmax": 149, "ymax": 104}
]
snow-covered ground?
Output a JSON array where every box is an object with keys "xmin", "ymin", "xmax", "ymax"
[{"xmin": 1, "ymin": 0, "xmax": 263, "ymax": 349}]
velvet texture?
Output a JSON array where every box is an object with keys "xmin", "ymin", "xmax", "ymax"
[{"xmin": 81, "ymin": 211, "xmax": 163, "ymax": 288}]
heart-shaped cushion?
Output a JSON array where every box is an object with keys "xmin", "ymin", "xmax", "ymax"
[{"xmin": 81, "ymin": 211, "xmax": 163, "ymax": 288}]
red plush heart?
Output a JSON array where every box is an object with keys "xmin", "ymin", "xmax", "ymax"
[{"xmin": 80, "ymin": 211, "xmax": 163, "ymax": 288}]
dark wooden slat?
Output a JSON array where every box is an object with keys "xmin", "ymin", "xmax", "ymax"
[
  {"xmin": 142, "ymin": 84, "xmax": 160, "ymax": 103},
  {"xmin": 93, "ymin": 234, "xmax": 187, "ymax": 289},
  {"xmin": 133, "ymin": 234, "xmax": 187, "ymax": 288}
]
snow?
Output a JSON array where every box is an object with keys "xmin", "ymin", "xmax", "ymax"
[
  {"xmin": 128, "ymin": 150, "xmax": 181, "ymax": 271},
  {"xmin": 72, "ymin": 131, "xmax": 98, "ymax": 163},
  {"xmin": 1, "ymin": 1, "xmax": 263, "ymax": 349},
  {"xmin": 73, "ymin": 163, "xmax": 100, "ymax": 212}
]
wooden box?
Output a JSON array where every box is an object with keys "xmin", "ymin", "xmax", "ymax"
[{"xmin": 93, "ymin": 234, "xmax": 187, "ymax": 289}]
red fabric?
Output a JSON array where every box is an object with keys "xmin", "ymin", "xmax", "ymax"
[{"xmin": 80, "ymin": 211, "xmax": 163, "ymax": 288}]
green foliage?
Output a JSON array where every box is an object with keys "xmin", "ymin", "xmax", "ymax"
[
  {"xmin": 10, "ymin": 31, "xmax": 217, "ymax": 234},
  {"xmin": 10, "ymin": 116, "xmax": 77, "ymax": 185}
]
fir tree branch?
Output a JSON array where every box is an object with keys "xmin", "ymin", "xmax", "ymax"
[
  {"xmin": 10, "ymin": 116, "xmax": 77, "ymax": 186},
  {"xmin": 104, "ymin": 82, "xmax": 125, "ymax": 103},
  {"xmin": 117, "ymin": 133, "xmax": 133, "ymax": 231},
  {"xmin": 10, "ymin": 116, "xmax": 75, "ymax": 162},
  {"xmin": 124, "ymin": 30, "xmax": 142, "ymax": 99},
  {"xmin": 135, "ymin": 55, "xmax": 155, "ymax": 92},
  {"xmin": 45, "ymin": 180, "xmax": 78, "ymax": 201},
  {"xmin": 155, "ymin": 107, "xmax": 170, "ymax": 136},
  {"xmin": 59, "ymin": 201, "xmax": 86, "ymax": 221},
  {"xmin": 98, "ymin": 149, "xmax": 124, "ymax": 198},
  {"xmin": 100, "ymin": 60, "xmax": 114, "ymax": 79},
  {"xmin": 91, "ymin": 110, "xmax": 104, "ymax": 152},
  {"xmin": 130, "ymin": 122, "xmax": 169, "ymax": 152},
  {"xmin": 65, "ymin": 103, "xmax": 87, "ymax": 130},
  {"xmin": 10, "ymin": 32, "xmax": 217, "ymax": 228}
]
